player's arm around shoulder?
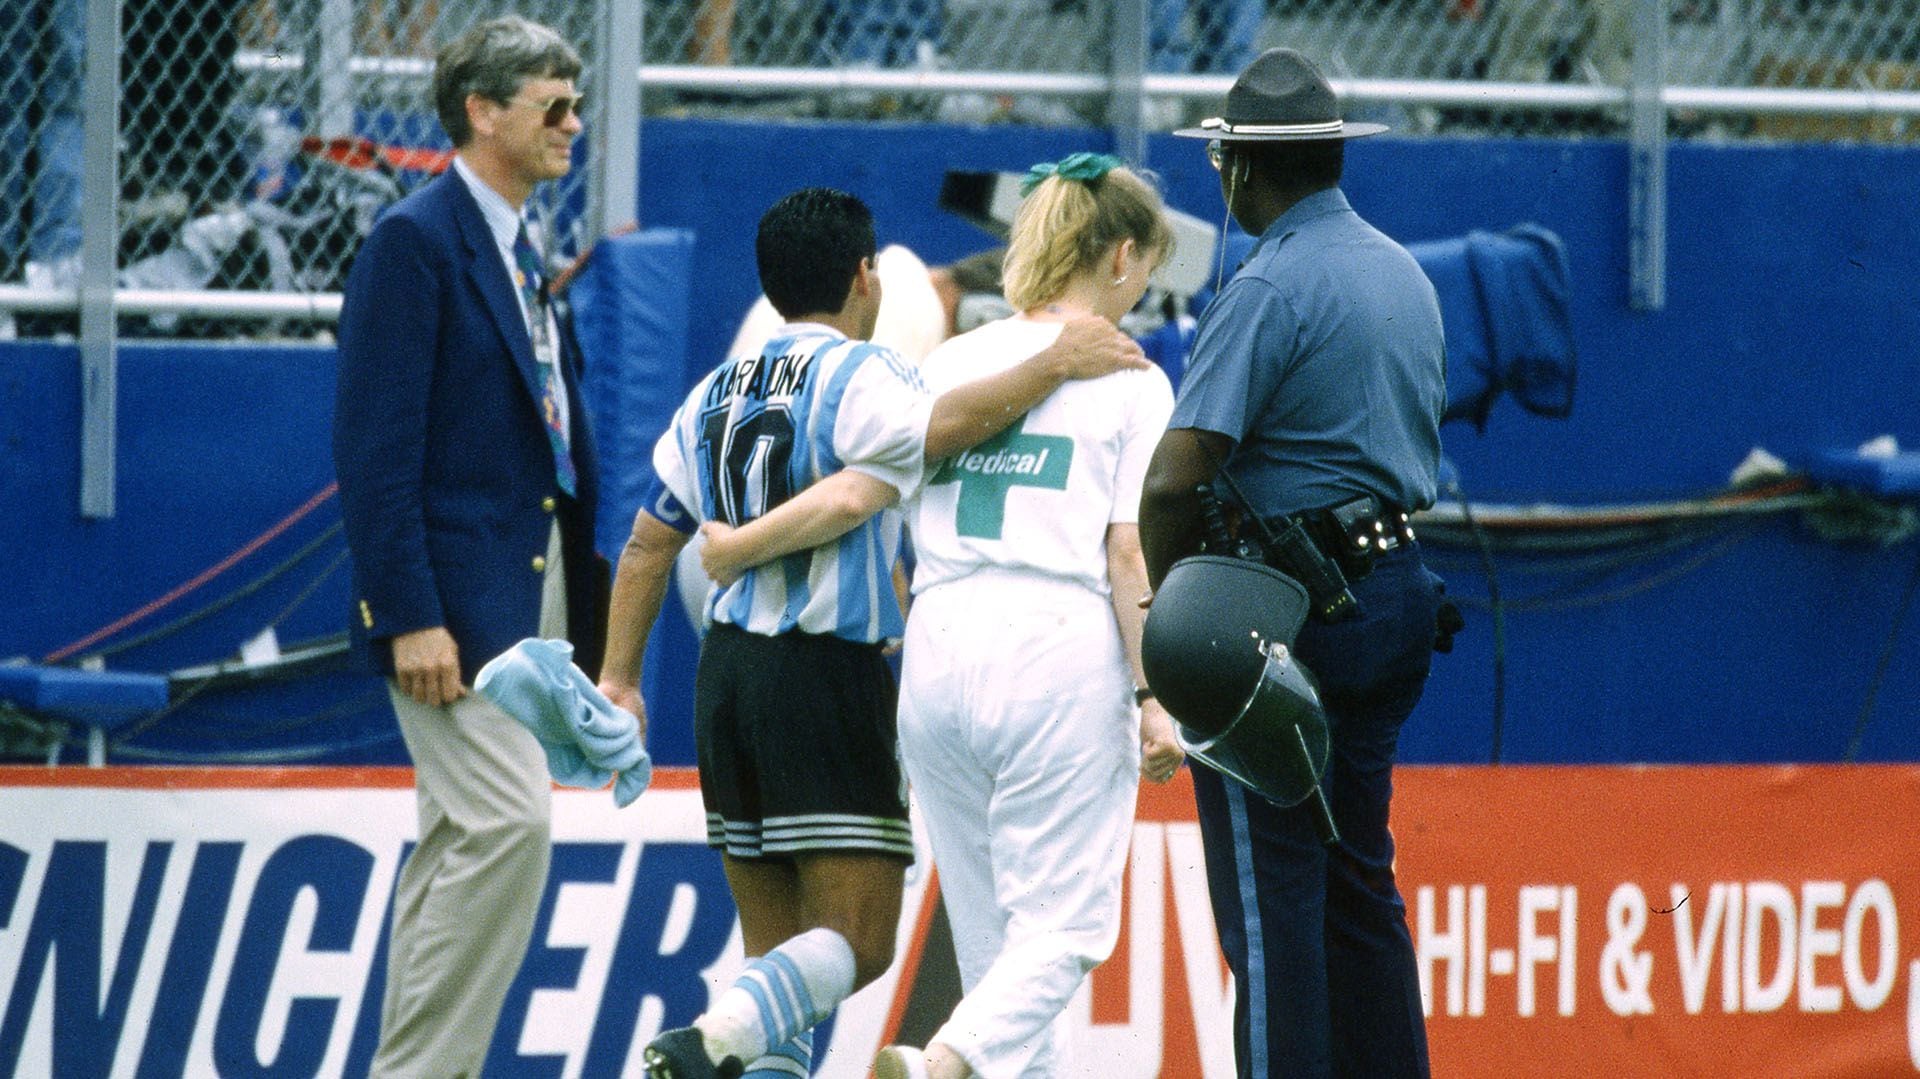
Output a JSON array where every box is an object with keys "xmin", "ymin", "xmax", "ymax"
[
  {"xmin": 924, "ymin": 314, "xmax": 1148, "ymax": 460},
  {"xmin": 1045, "ymin": 313, "xmax": 1153, "ymax": 380},
  {"xmin": 699, "ymin": 470, "xmax": 902, "ymax": 587}
]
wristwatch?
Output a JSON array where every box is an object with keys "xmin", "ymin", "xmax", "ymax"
[{"xmin": 1133, "ymin": 686, "xmax": 1156, "ymax": 706}]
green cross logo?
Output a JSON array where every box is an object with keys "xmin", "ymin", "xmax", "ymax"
[{"xmin": 928, "ymin": 417, "xmax": 1073, "ymax": 539}]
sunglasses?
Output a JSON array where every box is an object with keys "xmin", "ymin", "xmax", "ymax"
[
  {"xmin": 505, "ymin": 92, "xmax": 586, "ymax": 127},
  {"xmin": 1206, "ymin": 139, "xmax": 1226, "ymax": 171}
]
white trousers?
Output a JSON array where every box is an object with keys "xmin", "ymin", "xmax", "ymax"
[{"xmin": 899, "ymin": 570, "xmax": 1141, "ymax": 1079}]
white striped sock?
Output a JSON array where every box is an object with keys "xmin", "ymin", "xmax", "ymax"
[
  {"xmin": 697, "ymin": 928, "xmax": 856, "ymax": 1062},
  {"xmin": 742, "ymin": 1030, "xmax": 813, "ymax": 1077}
]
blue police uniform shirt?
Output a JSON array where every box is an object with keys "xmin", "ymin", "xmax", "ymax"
[{"xmin": 1169, "ymin": 186, "xmax": 1446, "ymax": 520}]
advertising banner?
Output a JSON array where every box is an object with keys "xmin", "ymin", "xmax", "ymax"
[
  {"xmin": 0, "ymin": 764, "xmax": 1915, "ymax": 1076},
  {"xmin": 1396, "ymin": 765, "xmax": 1920, "ymax": 1077}
]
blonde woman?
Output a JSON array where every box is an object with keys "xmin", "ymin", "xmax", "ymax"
[{"xmin": 703, "ymin": 153, "xmax": 1185, "ymax": 1078}]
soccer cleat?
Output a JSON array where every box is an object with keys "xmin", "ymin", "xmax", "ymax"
[
  {"xmin": 643, "ymin": 1026, "xmax": 744, "ymax": 1079},
  {"xmin": 872, "ymin": 1044, "xmax": 930, "ymax": 1079}
]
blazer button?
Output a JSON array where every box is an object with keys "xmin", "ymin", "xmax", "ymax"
[
  {"xmin": 532, "ymin": 555, "xmax": 548, "ymax": 573},
  {"xmin": 542, "ymin": 496, "xmax": 556, "ymax": 513}
]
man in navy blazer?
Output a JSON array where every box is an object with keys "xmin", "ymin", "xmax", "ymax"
[{"xmin": 331, "ymin": 16, "xmax": 608, "ymax": 1076}]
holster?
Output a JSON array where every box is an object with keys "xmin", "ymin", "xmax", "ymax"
[
  {"xmin": 1263, "ymin": 517, "xmax": 1359, "ymax": 623},
  {"xmin": 1261, "ymin": 496, "xmax": 1417, "ymax": 623}
]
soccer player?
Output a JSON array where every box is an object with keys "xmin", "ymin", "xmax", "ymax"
[{"xmin": 598, "ymin": 186, "xmax": 1146, "ymax": 1079}]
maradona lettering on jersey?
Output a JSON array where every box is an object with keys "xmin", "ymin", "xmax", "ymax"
[{"xmin": 704, "ymin": 350, "xmax": 815, "ymax": 407}]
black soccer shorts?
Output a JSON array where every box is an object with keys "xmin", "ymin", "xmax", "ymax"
[{"xmin": 694, "ymin": 622, "xmax": 912, "ymax": 861}]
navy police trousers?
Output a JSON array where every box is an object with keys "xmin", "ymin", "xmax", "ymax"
[{"xmin": 1191, "ymin": 543, "xmax": 1443, "ymax": 1078}]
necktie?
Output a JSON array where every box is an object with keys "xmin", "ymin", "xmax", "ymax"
[{"xmin": 513, "ymin": 222, "xmax": 577, "ymax": 497}]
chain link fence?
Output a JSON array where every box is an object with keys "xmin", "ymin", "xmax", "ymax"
[
  {"xmin": 639, "ymin": 0, "xmax": 1920, "ymax": 88},
  {"xmin": 2, "ymin": 0, "xmax": 86, "ymax": 295},
  {"xmin": 2, "ymin": 0, "xmax": 607, "ymax": 338},
  {"xmin": 5, "ymin": 0, "xmax": 1920, "ymax": 339},
  {"xmin": 645, "ymin": 0, "xmax": 1920, "ymax": 137}
]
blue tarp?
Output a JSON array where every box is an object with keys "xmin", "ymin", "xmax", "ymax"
[
  {"xmin": 1192, "ymin": 223, "xmax": 1576, "ymax": 432},
  {"xmin": 1407, "ymin": 225, "xmax": 1576, "ymax": 431}
]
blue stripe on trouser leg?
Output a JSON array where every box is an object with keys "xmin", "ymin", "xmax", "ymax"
[
  {"xmin": 1190, "ymin": 759, "xmax": 1333, "ymax": 1078},
  {"xmin": 1225, "ymin": 781, "xmax": 1268, "ymax": 1078},
  {"xmin": 1188, "ymin": 546, "xmax": 1437, "ymax": 1078}
]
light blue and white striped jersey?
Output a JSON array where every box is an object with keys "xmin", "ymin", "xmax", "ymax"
[{"xmin": 652, "ymin": 323, "xmax": 932, "ymax": 643}]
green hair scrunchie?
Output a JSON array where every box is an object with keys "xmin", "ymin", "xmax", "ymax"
[{"xmin": 1020, "ymin": 151, "xmax": 1126, "ymax": 196}]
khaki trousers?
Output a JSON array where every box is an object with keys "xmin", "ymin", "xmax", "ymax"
[{"xmin": 371, "ymin": 525, "xmax": 566, "ymax": 1078}]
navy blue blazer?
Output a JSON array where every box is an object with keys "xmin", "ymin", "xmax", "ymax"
[{"xmin": 333, "ymin": 170, "xmax": 609, "ymax": 684}]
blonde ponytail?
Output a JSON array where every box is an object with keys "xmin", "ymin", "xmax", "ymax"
[{"xmin": 1002, "ymin": 161, "xmax": 1174, "ymax": 311}]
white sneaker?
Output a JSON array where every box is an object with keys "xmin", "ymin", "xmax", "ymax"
[{"xmin": 872, "ymin": 1045, "xmax": 929, "ymax": 1079}]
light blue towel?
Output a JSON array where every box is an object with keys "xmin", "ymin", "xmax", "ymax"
[{"xmin": 475, "ymin": 638, "xmax": 651, "ymax": 807}]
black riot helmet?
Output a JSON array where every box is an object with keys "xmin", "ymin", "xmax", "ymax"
[
  {"xmin": 1141, "ymin": 556, "xmax": 1309, "ymax": 736},
  {"xmin": 1141, "ymin": 554, "xmax": 1340, "ymax": 842}
]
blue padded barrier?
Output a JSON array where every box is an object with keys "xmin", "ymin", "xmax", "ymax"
[
  {"xmin": 571, "ymin": 228, "xmax": 700, "ymax": 562},
  {"xmin": 569, "ymin": 228, "xmax": 703, "ymax": 766},
  {"xmin": 0, "ymin": 665, "xmax": 169, "ymax": 729}
]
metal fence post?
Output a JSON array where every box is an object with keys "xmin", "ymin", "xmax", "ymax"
[
  {"xmin": 78, "ymin": 0, "xmax": 120, "ymax": 519},
  {"xmin": 315, "ymin": 0, "xmax": 357, "ymax": 137},
  {"xmin": 1630, "ymin": 0, "xmax": 1668, "ymax": 312},
  {"xmin": 594, "ymin": 0, "xmax": 643, "ymax": 237},
  {"xmin": 1108, "ymin": 0, "xmax": 1149, "ymax": 167}
]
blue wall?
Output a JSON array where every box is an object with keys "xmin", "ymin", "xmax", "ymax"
[
  {"xmin": 641, "ymin": 122, "xmax": 1920, "ymax": 497},
  {"xmin": 0, "ymin": 341, "xmax": 398, "ymax": 763},
  {"xmin": 6, "ymin": 120, "xmax": 1920, "ymax": 765}
]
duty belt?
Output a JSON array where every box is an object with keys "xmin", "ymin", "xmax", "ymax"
[
  {"xmin": 1194, "ymin": 484, "xmax": 1415, "ymax": 624},
  {"xmin": 1290, "ymin": 496, "xmax": 1415, "ymax": 580},
  {"xmin": 1258, "ymin": 496, "xmax": 1415, "ymax": 623}
]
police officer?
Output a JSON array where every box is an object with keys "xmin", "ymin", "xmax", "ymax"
[{"xmin": 1139, "ymin": 48, "xmax": 1448, "ymax": 1078}]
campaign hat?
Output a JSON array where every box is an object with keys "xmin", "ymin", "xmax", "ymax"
[{"xmin": 1174, "ymin": 47, "xmax": 1387, "ymax": 141}]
